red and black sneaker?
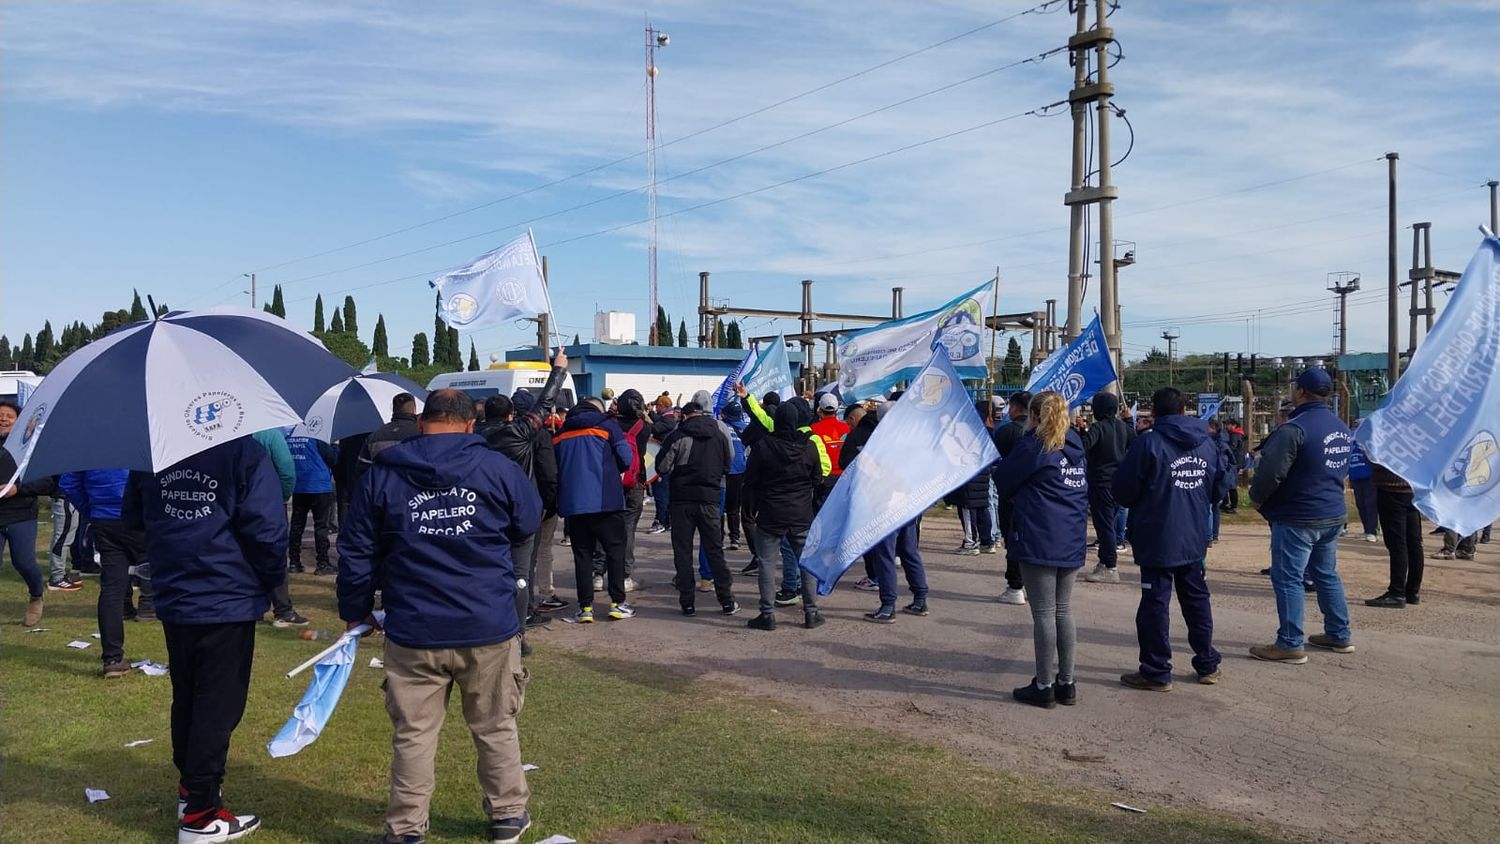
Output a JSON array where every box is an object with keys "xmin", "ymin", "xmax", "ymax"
[{"xmin": 178, "ymin": 806, "xmax": 260, "ymax": 843}]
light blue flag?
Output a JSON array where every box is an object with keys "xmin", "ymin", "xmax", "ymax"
[
  {"xmin": 1357, "ymin": 235, "xmax": 1500, "ymax": 536},
  {"xmin": 1198, "ymin": 393, "xmax": 1223, "ymax": 419},
  {"xmin": 15, "ymin": 380, "xmax": 35, "ymax": 408},
  {"xmin": 1025, "ymin": 315, "xmax": 1118, "ymax": 408},
  {"xmin": 836, "ymin": 280, "xmax": 991, "ymax": 402},
  {"xmin": 742, "ymin": 334, "xmax": 795, "ymax": 402},
  {"xmin": 431, "ymin": 230, "xmax": 551, "ymax": 330},
  {"xmin": 802, "ymin": 350, "xmax": 999, "ymax": 594},
  {"xmin": 267, "ymin": 634, "xmax": 359, "ymax": 758},
  {"xmin": 710, "ymin": 344, "xmax": 759, "ymax": 416}
]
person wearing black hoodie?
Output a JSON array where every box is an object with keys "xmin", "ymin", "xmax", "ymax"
[
  {"xmin": 993, "ymin": 391, "xmax": 1088, "ymax": 709},
  {"xmin": 338, "ymin": 389, "xmax": 540, "ymax": 844},
  {"xmin": 991, "ymin": 390, "xmax": 1032, "ymax": 604},
  {"xmin": 1113, "ymin": 387, "xmax": 1231, "ymax": 692},
  {"xmin": 743, "ymin": 399, "xmax": 826, "ymax": 630},
  {"xmin": 656, "ymin": 402, "xmax": 738, "ymax": 616},
  {"xmin": 615, "ymin": 388, "xmax": 652, "ymax": 582},
  {"xmin": 1080, "ymin": 391, "xmax": 1135, "ymax": 583}
]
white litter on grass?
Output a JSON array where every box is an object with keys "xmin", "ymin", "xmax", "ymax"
[
  {"xmin": 84, "ymin": 788, "xmax": 110, "ymax": 803},
  {"xmin": 1111, "ymin": 802, "xmax": 1147, "ymax": 814},
  {"xmin": 368, "ymin": 657, "xmax": 384, "ymax": 669},
  {"xmin": 535, "ymin": 836, "xmax": 576, "ymax": 844},
  {"xmin": 66, "ymin": 640, "xmax": 92, "ymax": 649},
  {"xmin": 131, "ymin": 659, "xmax": 169, "ymax": 676},
  {"xmin": 25, "ymin": 627, "xmax": 48, "ymax": 633},
  {"xmin": 125, "ymin": 739, "xmax": 154, "ymax": 748},
  {"xmin": 91, "ymin": 632, "xmax": 101, "ymax": 638},
  {"xmin": 522, "ymin": 763, "xmax": 539, "ymax": 772}
]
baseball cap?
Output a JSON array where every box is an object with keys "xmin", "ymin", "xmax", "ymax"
[
  {"xmin": 817, "ymin": 393, "xmax": 839, "ymax": 411},
  {"xmin": 1295, "ymin": 368, "xmax": 1333, "ymax": 395}
]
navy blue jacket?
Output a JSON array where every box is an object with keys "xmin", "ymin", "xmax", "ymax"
[
  {"xmin": 337, "ymin": 433, "xmax": 542, "ymax": 649},
  {"xmin": 287, "ymin": 434, "xmax": 336, "ymax": 494},
  {"xmin": 552, "ymin": 406, "xmax": 632, "ymax": 517},
  {"xmin": 1114, "ymin": 415, "xmax": 1232, "ymax": 568},
  {"xmin": 992, "ymin": 428, "xmax": 1089, "ymax": 569},
  {"xmin": 1250, "ymin": 401, "xmax": 1352, "ymax": 525},
  {"xmin": 59, "ymin": 469, "xmax": 129, "ymax": 521},
  {"xmin": 123, "ymin": 437, "xmax": 288, "ymax": 624}
]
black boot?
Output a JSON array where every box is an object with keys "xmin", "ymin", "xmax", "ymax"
[
  {"xmin": 803, "ymin": 611, "xmax": 825, "ymax": 630},
  {"xmin": 1012, "ymin": 678, "xmax": 1057, "ymax": 709},
  {"xmin": 747, "ymin": 612, "xmax": 776, "ymax": 631}
]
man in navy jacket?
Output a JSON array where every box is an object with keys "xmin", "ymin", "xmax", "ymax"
[
  {"xmin": 1113, "ymin": 387, "xmax": 1231, "ymax": 691},
  {"xmin": 337, "ymin": 388, "xmax": 541, "ymax": 844},
  {"xmin": 124, "ymin": 434, "xmax": 287, "ymax": 842},
  {"xmin": 1249, "ymin": 368, "xmax": 1355, "ymax": 663},
  {"xmin": 552, "ymin": 397, "xmax": 633, "ymax": 623}
]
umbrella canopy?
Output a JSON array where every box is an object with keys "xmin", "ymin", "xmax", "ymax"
[
  {"xmin": 300, "ymin": 372, "xmax": 428, "ymax": 443},
  {"xmin": 3, "ymin": 308, "xmax": 355, "ymax": 483}
]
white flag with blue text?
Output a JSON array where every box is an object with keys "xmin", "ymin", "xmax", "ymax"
[
  {"xmin": 710, "ymin": 344, "xmax": 759, "ymax": 416},
  {"xmin": 431, "ymin": 231, "xmax": 551, "ymax": 330},
  {"xmin": 801, "ymin": 350, "xmax": 998, "ymax": 593},
  {"xmin": 836, "ymin": 281, "xmax": 991, "ymax": 402},
  {"xmin": 1025, "ymin": 315, "xmax": 1117, "ymax": 408},
  {"xmin": 1357, "ymin": 235, "xmax": 1500, "ymax": 536}
]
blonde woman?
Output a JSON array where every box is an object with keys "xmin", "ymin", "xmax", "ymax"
[{"xmin": 992, "ymin": 391, "xmax": 1089, "ymax": 708}]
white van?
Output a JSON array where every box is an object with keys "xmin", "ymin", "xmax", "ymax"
[
  {"xmin": 0, "ymin": 370, "xmax": 42, "ymax": 403},
  {"xmin": 427, "ymin": 361, "xmax": 577, "ymax": 409}
]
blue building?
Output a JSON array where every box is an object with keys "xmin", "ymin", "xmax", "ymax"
[{"xmin": 506, "ymin": 343, "xmax": 804, "ymax": 403}]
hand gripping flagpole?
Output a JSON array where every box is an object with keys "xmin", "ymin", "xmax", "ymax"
[{"xmin": 286, "ymin": 624, "xmax": 372, "ymax": 678}]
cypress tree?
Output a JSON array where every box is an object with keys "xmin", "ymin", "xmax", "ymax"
[
  {"xmin": 411, "ymin": 332, "xmax": 430, "ymax": 367},
  {"xmin": 447, "ymin": 327, "xmax": 460, "ymax": 367},
  {"xmin": 342, "ymin": 295, "xmax": 358, "ymax": 336},
  {"xmin": 313, "ymin": 295, "xmax": 326, "ymax": 332},
  {"xmin": 1001, "ymin": 337, "xmax": 1025, "ymax": 384},
  {"xmin": 467, "ymin": 341, "xmax": 480, "ymax": 372},
  {"xmin": 270, "ymin": 285, "xmax": 287, "ymax": 318},
  {"xmin": 677, "ymin": 320, "xmax": 688, "ymax": 347},
  {"xmin": 0, "ymin": 335, "xmax": 12, "ymax": 369},
  {"xmin": 330, "ymin": 309, "xmax": 345, "ymax": 334},
  {"xmin": 372, "ymin": 315, "xmax": 389, "ymax": 357},
  {"xmin": 655, "ymin": 306, "xmax": 673, "ymax": 347},
  {"xmin": 129, "ymin": 290, "xmax": 148, "ymax": 322},
  {"xmin": 19, "ymin": 334, "xmax": 34, "ymax": 369},
  {"xmin": 725, "ymin": 320, "xmax": 743, "ymax": 349}
]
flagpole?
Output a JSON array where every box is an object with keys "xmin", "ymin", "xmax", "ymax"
[
  {"xmin": 529, "ymin": 228, "xmax": 562, "ymax": 353},
  {"xmin": 286, "ymin": 624, "xmax": 372, "ymax": 678},
  {"xmin": 987, "ymin": 267, "xmax": 1001, "ymax": 401}
]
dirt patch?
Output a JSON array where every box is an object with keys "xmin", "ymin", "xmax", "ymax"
[
  {"xmin": 596, "ymin": 822, "xmax": 702, "ymax": 843},
  {"xmin": 526, "ymin": 507, "xmax": 1500, "ymax": 844}
]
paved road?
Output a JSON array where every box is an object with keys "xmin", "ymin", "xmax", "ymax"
[{"xmin": 526, "ymin": 511, "xmax": 1500, "ymax": 844}]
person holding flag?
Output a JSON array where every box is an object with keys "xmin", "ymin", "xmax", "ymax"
[
  {"xmin": 993, "ymin": 391, "xmax": 1088, "ymax": 709},
  {"xmin": 337, "ymin": 389, "xmax": 541, "ymax": 844}
]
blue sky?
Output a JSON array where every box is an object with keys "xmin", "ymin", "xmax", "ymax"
[{"xmin": 2, "ymin": 0, "xmax": 1496, "ymax": 365}]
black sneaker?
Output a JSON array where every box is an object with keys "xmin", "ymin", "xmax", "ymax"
[
  {"xmin": 803, "ymin": 611, "xmax": 825, "ymax": 630},
  {"xmin": 728, "ymin": 539, "xmax": 742, "ymax": 550},
  {"xmin": 537, "ymin": 595, "xmax": 570, "ymax": 613},
  {"xmin": 134, "ymin": 607, "xmax": 158, "ymax": 622},
  {"xmin": 864, "ymin": 605, "xmax": 896, "ymax": 624},
  {"xmin": 1364, "ymin": 592, "xmax": 1406, "ymax": 609},
  {"xmin": 681, "ymin": 604, "xmax": 696, "ymax": 617},
  {"xmin": 314, "ymin": 565, "xmax": 336, "ymax": 576},
  {"xmin": 773, "ymin": 589, "xmax": 801, "ymax": 607},
  {"xmin": 1405, "ymin": 593, "xmax": 1421, "ymax": 605},
  {"xmin": 747, "ymin": 612, "xmax": 776, "ymax": 631},
  {"xmin": 288, "ymin": 563, "xmax": 305, "ymax": 574},
  {"xmin": 272, "ymin": 611, "xmax": 310, "ymax": 628},
  {"xmin": 721, "ymin": 601, "xmax": 740, "ymax": 616},
  {"xmin": 489, "ymin": 812, "xmax": 531, "ymax": 844},
  {"xmin": 1258, "ymin": 567, "xmax": 1271, "ymax": 576},
  {"xmin": 740, "ymin": 559, "xmax": 760, "ymax": 575},
  {"xmin": 179, "ymin": 806, "xmax": 261, "ymax": 842},
  {"xmin": 1012, "ymin": 678, "xmax": 1056, "ymax": 709},
  {"xmin": 1054, "ymin": 680, "xmax": 1077, "ymax": 706},
  {"xmin": 525, "ymin": 613, "xmax": 552, "ymax": 628},
  {"xmin": 901, "ymin": 598, "xmax": 929, "ymax": 617},
  {"xmin": 380, "ymin": 835, "xmax": 425, "ymax": 844}
]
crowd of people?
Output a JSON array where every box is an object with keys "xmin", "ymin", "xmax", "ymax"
[{"xmin": 0, "ymin": 355, "xmax": 1491, "ymax": 844}]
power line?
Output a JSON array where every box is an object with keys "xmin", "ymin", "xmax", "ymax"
[{"xmin": 217, "ymin": 0, "xmax": 1065, "ymax": 283}]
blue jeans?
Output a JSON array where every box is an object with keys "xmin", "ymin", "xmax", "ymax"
[
  {"xmin": 1269, "ymin": 522, "xmax": 1351, "ymax": 649},
  {"xmin": 986, "ymin": 479, "xmax": 1000, "ymax": 546},
  {"xmin": 653, "ymin": 476, "xmax": 671, "ymax": 528},
  {"xmin": 1116, "ymin": 506, "xmax": 1129, "ymax": 542},
  {"xmin": 779, "ymin": 536, "xmax": 801, "ymax": 592},
  {"xmin": 2, "ymin": 518, "xmax": 45, "ymax": 598},
  {"xmin": 1208, "ymin": 502, "xmax": 1220, "ymax": 542},
  {"xmin": 869, "ymin": 518, "xmax": 928, "ymax": 608}
]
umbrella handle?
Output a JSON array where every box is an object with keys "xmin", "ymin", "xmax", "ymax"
[{"xmin": 285, "ymin": 624, "xmax": 370, "ymax": 678}]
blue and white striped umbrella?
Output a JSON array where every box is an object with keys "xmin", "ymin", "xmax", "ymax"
[
  {"xmin": 300, "ymin": 373, "xmax": 428, "ymax": 443},
  {"xmin": 2, "ymin": 308, "xmax": 355, "ymax": 483}
]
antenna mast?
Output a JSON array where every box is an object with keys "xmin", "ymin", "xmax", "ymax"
[{"xmin": 645, "ymin": 23, "xmax": 669, "ymax": 344}]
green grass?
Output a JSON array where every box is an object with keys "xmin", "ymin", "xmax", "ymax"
[{"xmin": 2, "ymin": 531, "xmax": 1275, "ymax": 844}]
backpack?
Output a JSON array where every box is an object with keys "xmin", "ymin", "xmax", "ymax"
[{"xmin": 621, "ymin": 419, "xmax": 645, "ymax": 490}]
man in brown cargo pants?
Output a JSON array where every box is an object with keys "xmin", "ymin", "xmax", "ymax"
[{"xmin": 337, "ymin": 389, "xmax": 543, "ymax": 844}]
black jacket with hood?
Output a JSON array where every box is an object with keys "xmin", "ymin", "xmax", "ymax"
[
  {"xmin": 655, "ymin": 413, "xmax": 732, "ymax": 504},
  {"xmin": 358, "ymin": 412, "xmax": 420, "ymax": 476},
  {"xmin": 1081, "ymin": 392, "xmax": 1135, "ymax": 487},
  {"xmin": 744, "ymin": 401, "xmax": 822, "ymax": 533},
  {"xmin": 616, "ymin": 389, "xmax": 652, "ymax": 486}
]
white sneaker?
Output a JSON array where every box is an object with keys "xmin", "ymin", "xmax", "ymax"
[
  {"xmin": 1364, "ymin": 534, "xmax": 1378, "ymax": 543},
  {"xmin": 1083, "ymin": 563, "xmax": 1120, "ymax": 584},
  {"xmin": 178, "ymin": 808, "xmax": 260, "ymax": 843},
  {"xmin": 956, "ymin": 544, "xmax": 980, "ymax": 557},
  {"xmin": 997, "ymin": 587, "xmax": 1027, "ymax": 605},
  {"xmin": 624, "ymin": 577, "xmax": 639, "ymax": 593},
  {"xmin": 592, "ymin": 575, "xmax": 604, "ymax": 592}
]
